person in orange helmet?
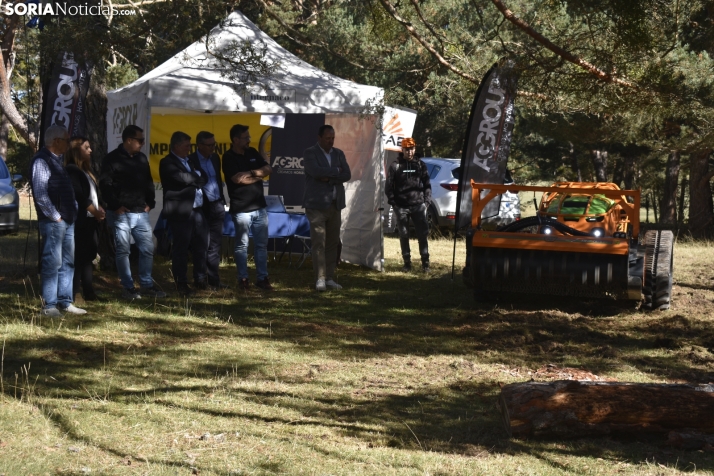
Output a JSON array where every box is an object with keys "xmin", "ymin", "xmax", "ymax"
[{"xmin": 385, "ymin": 137, "xmax": 432, "ymax": 273}]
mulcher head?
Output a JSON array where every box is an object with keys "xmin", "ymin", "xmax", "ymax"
[{"xmin": 467, "ymin": 182, "xmax": 673, "ymax": 308}]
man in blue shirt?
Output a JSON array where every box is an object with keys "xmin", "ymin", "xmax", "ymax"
[
  {"xmin": 189, "ymin": 131, "xmax": 228, "ymax": 290},
  {"xmin": 159, "ymin": 131, "xmax": 208, "ymax": 296}
]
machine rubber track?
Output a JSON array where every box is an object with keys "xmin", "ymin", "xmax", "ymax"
[
  {"xmin": 642, "ymin": 230, "xmax": 674, "ymax": 310},
  {"xmin": 470, "ymin": 247, "xmax": 630, "ymax": 299}
]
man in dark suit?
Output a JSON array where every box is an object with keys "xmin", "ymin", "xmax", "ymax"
[
  {"xmin": 189, "ymin": 131, "xmax": 228, "ymax": 290},
  {"xmin": 302, "ymin": 124, "xmax": 351, "ymax": 292},
  {"xmin": 159, "ymin": 131, "xmax": 208, "ymax": 295}
]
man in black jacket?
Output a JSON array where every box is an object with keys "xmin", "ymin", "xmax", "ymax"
[
  {"xmin": 222, "ymin": 124, "xmax": 273, "ymax": 291},
  {"xmin": 385, "ymin": 137, "xmax": 432, "ymax": 273},
  {"xmin": 159, "ymin": 131, "xmax": 209, "ymax": 296},
  {"xmin": 99, "ymin": 125, "xmax": 166, "ymax": 300},
  {"xmin": 188, "ymin": 131, "xmax": 228, "ymax": 290}
]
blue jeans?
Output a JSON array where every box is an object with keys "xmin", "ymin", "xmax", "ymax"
[
  {"xmin": 107, "ymin": 210, "xmax": 154, "ymax": 289},
  {"xmin": 38, "ymin": 219, "xmax": 75, "ymax": 309},
  {"xmin": 231, "ymin": 207, "xmax": 268, "ymax": 281}
]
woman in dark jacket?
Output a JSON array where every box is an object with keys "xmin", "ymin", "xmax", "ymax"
[{"xmin": 65, "ymin": 137, "xmax": 105, "ymax": 303}]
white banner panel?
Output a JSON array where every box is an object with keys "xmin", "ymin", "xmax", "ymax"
[{"xmin": 382, "ymin": 106, "xmax": 417, "ymax": 152}]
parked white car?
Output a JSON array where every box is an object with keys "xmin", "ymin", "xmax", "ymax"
[{"xmin": 383, "ymin": 157, "xmax": 520, "ymax": 233}]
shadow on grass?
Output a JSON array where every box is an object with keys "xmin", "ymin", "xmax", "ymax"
[{"xmin": 2, "ymin": 253, "xmax": 714, "ymax": 469}]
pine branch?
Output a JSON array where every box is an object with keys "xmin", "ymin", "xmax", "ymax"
[
  {"xmin": 488, "ymin": 0, "xmax": 636, "ymax": 88},
  {"xmin": 375, "ymin": 0, "xmax": 479, "ymax": 83}
]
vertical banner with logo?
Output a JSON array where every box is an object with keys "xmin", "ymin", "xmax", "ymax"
[
  {"xmin": 106, "ymin": 81, "xmax": 149, "ymax": 154},
  {"xmin": 42, "ymin": 52, "xmax": 91, "ymax": 139},
  {"xmin": 268, "ymin": 114, "xmax": 325, "ymax": 208},
  {"xmin": 455, "ymin": 63, "xmax": 517, "ymax": 231}
]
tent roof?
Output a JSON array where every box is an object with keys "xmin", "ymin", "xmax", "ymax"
[{"xmin": 107, "ymin": 11, "xmax": 382, "ymax": 114}]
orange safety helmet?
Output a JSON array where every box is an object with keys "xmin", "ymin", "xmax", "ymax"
[{"xmin": 401, "ymin": 137, "xmax": 416, "ymax": 148}]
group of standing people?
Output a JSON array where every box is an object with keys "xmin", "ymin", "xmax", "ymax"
[
  {"xmin": 29, "ymin": 121, "xmax": 365, "ymax": 316},
  {"xmin": 30, "ymin": 124, "xmax": 166, "ymax": 316}
]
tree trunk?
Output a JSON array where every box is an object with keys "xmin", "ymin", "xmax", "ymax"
[
  {"xmin": 569, "ymin": 142, "xmax": 581, "ymax": 181},
  {"xmin": 688, "ymin": 150, "xmax": 714, "ymax": 238},
  {"xmin": 660, "ymin": 151, "xmax": 680, "ymax": 226},
  {"xmin": 499, "ymin": 380, "xmax": 714, "ymax": 439},
  {"xmin": 0, "ymin": 114, "xmax": 8, "ymax": 160},
  {"xmin": 85, "ymin": 74, "xmax": 115, "ymax": 270},
  {"xmin": 0, "ymin": 16, "xmax": 37, "ymax": 150},
  {"xmin": 611, "ymin": 159, "xmax": 623, "ymax": 188},
  {"xmin": 678, "ymin": 177, "xmax": 688, "ymax": 226},
  {"xmin": 623, "ymin": 154, "xmax": 636, "ymax": 190},
  {"xmin": 591, "ymin": 149, "xmax": 607, "ymax": 182},
  {"xmin": 652, "ymin": 191, "xmax": 659, "ymax": 223}
]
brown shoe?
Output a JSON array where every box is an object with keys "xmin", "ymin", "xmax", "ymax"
[
  {"xmin": 74, "ymin": 292, "xmax": 86, "ymax": 306},
  {"xmin": 238, "ymin": 278, "xmax": 251, "ymax": 290},
  {"xmin": 255, "ymin": 277, "xmax": 273, "ymax": 291}
]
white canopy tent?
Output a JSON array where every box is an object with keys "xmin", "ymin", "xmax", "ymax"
[{"xmin": 106, "ymin": 10, "xmax": 385, "ymax": 271}]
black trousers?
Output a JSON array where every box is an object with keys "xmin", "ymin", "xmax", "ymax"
[
  {"xmin": 168, "ymin": 208, "xmax": 209, "ymax": 285},
  {"xmin": 73, "ymin": 219, "xmax": 99, "ymax": 296},
  {"xmin": 394, "ymin": 204, "xmax": 430, "ymax": 264},
  {"xmin": 203, "ymin": 200, "xmax": 226, "ymax": 285}
]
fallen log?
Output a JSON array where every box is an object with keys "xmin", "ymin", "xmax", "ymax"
[
  {"xmin": 498, "ymin": 380, "xmax": 714, "ymax": 438},
  {"xmin": 667, "ymin": 430, "xmax": 714, "ymax": 451}
]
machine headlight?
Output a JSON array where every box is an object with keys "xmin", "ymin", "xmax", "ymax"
[
  {"xmin": 0, "ymin": 191, "xmax": 15, "ymax": 205},
  {"xmin": 542, "ymin": 226, "xmax": 553, "ymax": 235},
  {"xmin": 591, "ymin": 227, "xmax": 605, "ymax": 238}
]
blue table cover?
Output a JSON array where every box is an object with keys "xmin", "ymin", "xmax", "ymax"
[
  {"xmin": 222, "ymin": 211, "xmax": 310, "ymax": 238},
  {"xmin": 154, "ymin": 211, "xmax": 310, "ymax": 239}
]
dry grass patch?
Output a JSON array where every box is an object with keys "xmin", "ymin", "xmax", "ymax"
[{"xmin": 0, "ymin": 226, "xmax": 714, "ymax": 474}]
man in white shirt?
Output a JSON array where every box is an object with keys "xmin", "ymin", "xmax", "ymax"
[{"xmin": 159, "ymin": 131, "xmax": 209, "ymax": 296}]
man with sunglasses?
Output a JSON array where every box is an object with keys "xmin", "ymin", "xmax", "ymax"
[
  {"xmin": 188, "ymin": 131, "xmax": 228, "ymax": 290},
  {"xmin": 99, "ymin": 125, "xmax": 166, "ymax": 300}
]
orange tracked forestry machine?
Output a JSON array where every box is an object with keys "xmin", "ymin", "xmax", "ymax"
[{"xmin": 467, "ymin": 182, "xmax": 674, "ymax": 310}]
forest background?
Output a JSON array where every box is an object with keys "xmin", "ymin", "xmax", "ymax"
[{"xmin": 1, "ymin": 0, "xmax": 713, "ymax": 236}]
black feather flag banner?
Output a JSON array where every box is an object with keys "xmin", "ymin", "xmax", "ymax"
[{"xmin": 454, "ymin": 62, "xmax": 517, "ymax": 231}]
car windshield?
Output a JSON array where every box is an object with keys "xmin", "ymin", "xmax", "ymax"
[
  {"xmin": 560, "ymin": 196, "xmax": 590, "ymax": 215},
  {"xmin": 589, "ymin": 195, "xmax": 614, "ymax": 214},
  {"xmin": 0, "ymin": 159, "xmax": 9, "ymax": 179}
]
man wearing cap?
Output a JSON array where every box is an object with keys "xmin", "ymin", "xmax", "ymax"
[{"xmin": 385, "ymin": 137, "xmax": 432, "ymax": 273}]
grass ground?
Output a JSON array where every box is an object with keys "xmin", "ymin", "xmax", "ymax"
[{"xmin": 1, "ymin": 200, "xmax": 714, "ymax": 475}]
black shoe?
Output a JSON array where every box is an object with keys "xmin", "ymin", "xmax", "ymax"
[
  {"xmin": 193, "ymin": 280, "xmax": 208, "ymax": 291},
  {"xmin": 209, "ymin": 282, "xmax": 230, "ymax": 290},
  {"xmin": 176, "ymin": 284, "xmax": 193, "ymax": 296},
  {"xmin": 422, "ymin": 264, "xmax": 431, "ymax": 274},
  {"xmin": 238, "ymin": 278, "xmax": 251, "ymax": 291},
  {"xmin": 401, "ymin": 262, "xmax": 412, "ymax": 272},
  {"xmin": 140, "ymin": 286, "xmax": 167, "ymax": 298},
  {"xmin": 84, "ymin": 292, "xmax": 105, "ymax": 302},
  {"xmin": 255, "ymin": 277, "xmax": 274, "ymax": 291},
  {"xmin": 121, "ymin": 287, "xmax": 141, "ymax": 301}
]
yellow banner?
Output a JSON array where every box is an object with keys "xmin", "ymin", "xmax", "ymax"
[{"xmin": 148, "ymin": 114, "xmax": 272, "ymax": 180}]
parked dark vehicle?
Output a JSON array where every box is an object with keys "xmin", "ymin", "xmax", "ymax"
[{"xmin": 0, "ymin": 159, "xmax": 21, "ymax": 234}]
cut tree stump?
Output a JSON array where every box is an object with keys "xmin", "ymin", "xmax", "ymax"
[{"xmin": 498, "ymin": 380, "xmax": 714, "ymax": 438}]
